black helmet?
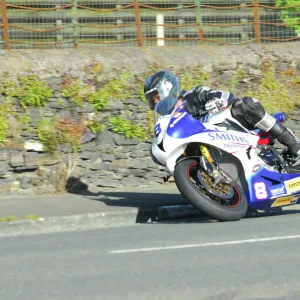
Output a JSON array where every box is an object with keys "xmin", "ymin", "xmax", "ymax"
[{"xmin": 144, "ymin": 71, "xmax": 180, "ymax": 110}]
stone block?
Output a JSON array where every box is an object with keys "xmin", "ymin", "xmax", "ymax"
[
  {"xmin": 131, "ymin": 159, "xmax": 149, "ymax": 169},
  {"xmin": 10, "ymin": 152, "xmax": 24, "ymax": 167},
  {"xmin": 129, "ymin": 150, "xmax": 149, "ymax": 159},
  {"xmin": 121, "ymin": 176, "xmax": 141, "ymax": 187},
  {"xmin": 38, "ymin": 154, "xmax": 59, "ymax": 166},
  {"xmin": 108, "ymin": 159, "xmax": 130, "ymax": 171},
  {"xmin": 90, "ymin": 162, "xmax": 109, "ymax": 170},
  {"xmin": 81, "ymin": 130, "xmax": 96, "ymax": 144},
  {"xmin": 90, "ymin": 178, "xmax": 121, "ymax": 188},
  {"xmin": 96, "ymin": 129, "xmax": 115, "ymax": 146},
  {"xmin": 82, "ymin": 142, "xmax": 97, "ymax": 152},
  {"xmin": 123, "ymin": 99, "xmax": 143, "ymax": 106},
  {"xmin": 100, "ymin": 154, "xmax": 115, "ymax": 162},
  {"xmin": 47, "ymin": 77, "xmax": 64, "ymax": 91},
  {"xmin": 0, "ymin": 150, "xmax": 9, "ymax": 161},
  {"xmin": 112, "ymin": 133, "xmax": 139, "ymax": 146},
  {"xmin": 24, "ymin": 152, "xmax": 38, "ymax": 166},
  {"xmin": 24, "ymin": 140, "xmax": 44, "ymax": 152},
  {"xmin": 114, "ymin": 150, "xmax": 130, "ymax": 159},
  {"xmin": 80, "ymin": 151, "xmax": 100, "ymax": 160},
  {"xmin": 136, "ymin": 143, "xmax": 151, "ymax": 151}
]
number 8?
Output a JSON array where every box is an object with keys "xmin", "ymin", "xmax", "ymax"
[{"xmin": 254, "ymin": 182, "xmax": 268, "ymax": 199}]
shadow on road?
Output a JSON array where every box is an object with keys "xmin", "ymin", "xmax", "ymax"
[
  {"xmin": 67, "ymin": 176, "xmax": 187, "ymax": 207},
  {"xmin": 67, "ymin": 177, "xmax": 300, "ymax": 224}
]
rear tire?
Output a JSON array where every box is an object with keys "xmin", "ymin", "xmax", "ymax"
[{"xmin": 174, "ymin": 158, "xmax": 248, "ymax": 221}]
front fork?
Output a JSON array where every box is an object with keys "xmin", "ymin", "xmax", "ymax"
[{"xmin": 199, "ymin": 146, "xmax": 231, "ymax": 185}]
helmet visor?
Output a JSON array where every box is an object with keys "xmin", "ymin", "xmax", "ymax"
[
  {"xmin": 156, "ymin": 78, "xmax": 173, "ymax": 100},
  {"xmin": 144, "ymin": 89, "xmax": 159, "ymax": 109}
]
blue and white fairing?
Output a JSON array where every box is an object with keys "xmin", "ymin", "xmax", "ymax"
[
  {"xmin": 152, "ymin": 103, "xmax": 260, "ymax": 176},
  {"xmin": 151, "ymin": 102, "xmax": 300, "ymax": 210}
]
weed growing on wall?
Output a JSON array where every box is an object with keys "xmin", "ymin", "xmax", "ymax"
[
  {"xmin": 15, "ymin": 113, "xmax": 31, "ymax": 138},
  {"xmin": 0, "ymin": 73, "xmax": 52, "ymax": 109},
  {"xmin": 37, "ymin": 117, "xmax": 87, "ymax": 153},
  {"xmin": 60, "ymin": 70, "xmax": 132, "ymax": 111},
  {"xmin": 0, "ymin": 101, "xmax": 11, "ymax": 145},
  {"xmin": 60, "ymin": 76, "xmax": 95, "ymax": 107},
  {"xmin": 18, "ymin": 74, "xmax": 53, "ymax": 108},
  {"xmin": 147, "ymin": 110, "xmax": 155, "ymax": 137},
  {"xmin": 245, "ymin": 60, "xmax": 300, "ymax": 113},
  {"xmin": 102, "ymin": 70, "xmax": 132, "ymax": 100},
  {"xmin": 37, "ymin": 119, "xmax": 58, "ymax": 153},
  {"xmin": 107, "ymin": 116, "xmax": 148, "ymax": 141},
  {"xmin": 178, "ymin": 67, "xmax": 210, "ymax": 91},
  {"xmin": 87, "ymin": 120, "xmax": 105, "ymax": 134},
  {"xmin": 56, "ymin": 117, "xmax": 87, "ymax": 152},
  {"xmin": 84, "ymin": 62, "xmax": 103, "ymax": 75}
]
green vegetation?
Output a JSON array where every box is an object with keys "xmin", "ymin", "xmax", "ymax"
[
  {"xmin": 84, "ymin": 62, "xmax": 103, "ymax": 75},
  {"xmin": 37, "ymin": 119, "xmax": 58, "ymax": 153},
  {"xmin": 87, "ymin": 119, "xmax": 105, "ymax": 134},
  {"xmin": 244, "ymin": 60, "xmax": 300, "ymax": 113},
  {"xmin": 0, "ymin": 214, "xmax": 41, "ymax": 222},
  {"xmin": 276, "ymin": 0, "xmax": 300, "ymax": 35},
  {"xmin": 178, "ymin": 67, "xmax": 210, "ymax": 91},
  {"xmin": 0, "ymin": 73, "xmax": 52, "ymax": 109},
  {"xmin": 147, "ymin": 110, "xmax": 155, "ymax": 137},
  {"xmin": 0, "ymin": 101, "xmax": 11, "ymax": 145},
  {"xmin": 61, "ymin": 69, "xmax": 132, "ymax": 111},
  {"xmin": 61, "ymin": 77, "xmax": 92, "ymax": 107},
  {"xmin": 107, "ymin": 116, "xmax": 148, "ymax": 141},
  {"xmin": 24, "ymin": 214, "xmax": 41, "ymax": 221},
  {"xmin": 37, "ymin": 117, "xmax": 87, "ymax": 153},
  {"xmin": 0, "ymin": 215, "xmax": 19, "ymax": 222}
]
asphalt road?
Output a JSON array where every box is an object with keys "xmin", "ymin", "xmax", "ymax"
[{"xmin": 1, "ymin": 211, "xmax": 300, "ymax": 300}]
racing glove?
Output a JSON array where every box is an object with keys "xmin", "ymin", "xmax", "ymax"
[
  {"xmin": 205, "ymin": 97, "xmax": 229, "ymax": 115},
  {"xmin": 180, "ymin": 86, "xmax": 210, "ymax": 117}
]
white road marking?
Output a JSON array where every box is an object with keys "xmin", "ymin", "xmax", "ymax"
[{"xmin": 109, "ymin": 234, "xmax": 300, "ymax": 254}]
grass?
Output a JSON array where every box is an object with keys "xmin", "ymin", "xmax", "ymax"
[{"xmin": 0, "ymin": 214, "xmax": 41, "ymax": 222}]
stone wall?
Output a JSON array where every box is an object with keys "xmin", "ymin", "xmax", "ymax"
[{"xmin": 0, "ymin": 42, "xmax": 300, "ymax": 196}]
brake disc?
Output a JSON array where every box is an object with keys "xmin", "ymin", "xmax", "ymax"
[{"xmin": 197, "ymin": 170, "xmax": 234, "ymax": 200}]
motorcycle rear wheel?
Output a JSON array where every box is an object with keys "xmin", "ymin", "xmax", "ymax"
[{"xmin": 174, "ymin": 158, "xmax": 248, "ymax": 221}]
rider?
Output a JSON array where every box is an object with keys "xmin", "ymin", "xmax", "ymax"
[{"xmin": 144, "ymin": 70, "xmax": 300, "ymax": 158}]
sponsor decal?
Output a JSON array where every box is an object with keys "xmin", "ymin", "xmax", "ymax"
[
  {"xmin": 223, "ymin": 143, "xmax": 249, "ymax": 150},
  {"xmin": 270, "ymin": 186, "xmax": 286, "ymax": 197},
  {"xmin": 284, "ymin": 177, "xmax": 300, "ymax": 194},
  {"xmin": 155, "ymin": 123, "xmax": 162, "ymax": 138},
  {"xmin": 271, "ymin": 196, "xmax": 298, "ymax": 207},
  {"xmin": 208, "ymin": 132, "xmax": 249, "ymax": 144},
  {"xmin": 254, "ymin": 182, "xmax": 268, "ymax": 199},
  {"xmin": 252, "ymin": 164, "xmax": 262, "ymax": 173}
]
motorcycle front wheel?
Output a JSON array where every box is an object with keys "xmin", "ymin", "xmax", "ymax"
[{"xmin": 174, "ymin": 158, "xmax": 248, "ymax": 221}]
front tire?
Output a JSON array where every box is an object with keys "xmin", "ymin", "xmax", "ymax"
[{"xmin": 174, "ymin": 158, "xmax": 248, "ymax": 221}]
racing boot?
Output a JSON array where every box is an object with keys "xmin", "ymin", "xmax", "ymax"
[
  {"xmin": 255, "ymin": 112, "xmax": 300, "ymax": 158},
  {"xmin": 268, "ymin": 122, "xmax": 300, "ymax": 157}
]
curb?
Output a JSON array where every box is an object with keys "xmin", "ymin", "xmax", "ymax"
[
  {"xmin": 0, "ymin": 204, "xmax": 298, "ymax": 237},
  {"xmin": 0, "ymin": 205, "xmax": 204, "ymax": 237}
]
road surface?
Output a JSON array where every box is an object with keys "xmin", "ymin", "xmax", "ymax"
[{"xmin": 1, "ymin": 209, "xmax": 300, "ymax": 299}]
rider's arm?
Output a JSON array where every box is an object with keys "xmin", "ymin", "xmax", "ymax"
[{"xmin": 180, "ymin": 85, "xmax": 235, "ymax": 116}]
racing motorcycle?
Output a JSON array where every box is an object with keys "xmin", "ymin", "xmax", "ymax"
[{"xmin": 151, "ymin": 101, "xmax": 300, "ymax": 221}]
